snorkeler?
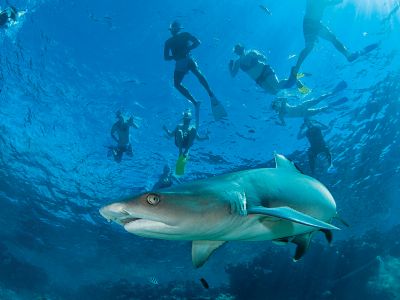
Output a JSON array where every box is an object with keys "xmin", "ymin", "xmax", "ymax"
[
  {"xmin": 0, "ymin": 6, "xmax": 17, "ymax": 27},
  {"xmin": 272, "ymin": 80, "xmax": 347, "ymax": 126},
  {"xmin": 152, "ymin": 164, "xmax": 182, "ymax": 190},
  {"xmin": 288, "ymin": 0, "xmax": 378, "ymax": 83},
  {"xmin": 164, "ymin": 21, "xmax": 226, "ymax": 125},
  {"xmin": 163, "ymin": 110, "xmax": 209, "ymax": 157},
  {"xmin": 297, "ymin": 117, "xmax": 336, "ymax": 174},
  {"xmin": 229, "ymin": 44, "xmax": 309, "ymax": 95},
  {"xmin": 109, "ymin": 110, "xmax": 138, "ymax": 163}
]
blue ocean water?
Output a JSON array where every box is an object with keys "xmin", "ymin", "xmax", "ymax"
[{"xmin": 0, "ymin": 0, "xmax": 399, "ymax": 299}]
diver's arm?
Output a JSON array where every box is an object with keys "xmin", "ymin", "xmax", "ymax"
[
  {"xmin": 276, "ymin": 114, "xmax": 286, "ymax": 126},
  {"xmin": 188, "ymin": 34, "xmax": 200, "ymax": 50},
  {"xmin": 229, "ymin": 59, "xmax": 240, "ymax": 77},
  {"xmin": 253, "ymin": 50, "xmax": 267, "ymax": 63},
  {"xmin": 297, "ymin": 124, "xmax": 307, "ymax": 139},
  {"xmin": 163, "ymin": 125, "xmax": 175, "ymax": 138},
  {"xmin": 164, "ymin": 42, "xmax": 173, "ymax": 61},
  {"xmin": 128, "ymin": 117, "xmax": 139, "ymax": 129},
  {"xmin": 111, "ymin": 124, "xmax": 119, "ymax": 143},
  {"xmin": 196, "ymin": 129, "xmax": 210, "ymax": 141},
  {"xmin": 314, "ymin": 120, "xmax": 329, "ymax": 130}
]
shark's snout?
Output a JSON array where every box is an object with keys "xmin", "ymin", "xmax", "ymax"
[{"xmin": 99, "ymin": 203, "xmax": 140, "ymax": 225}]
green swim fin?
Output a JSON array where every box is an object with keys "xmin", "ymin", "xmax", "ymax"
[
  {"xmin": 296, "ymin": 73, "xmax": 305, "ymax": 79},
  {"xmin": 175, "ymin": 154, "xmax": 188, "ymax": 176},
  {"xmin": 210, "ymin": 97, "xmax": 227, "ymax": 121},
  {"xmin": 296, "ymin": 80, "xmax": 311, "ymax": 95},
  {"xmin": 298, "ymin": 84, "xmax": 311, "ymax": 95}
]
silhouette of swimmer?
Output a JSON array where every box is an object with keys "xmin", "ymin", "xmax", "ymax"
[
  {"xmin": 272, "ymin": 80, "xmax": 347, "ymax": 126},
  {"xmin": 164, "ymin": 21, "xmax": 225, "ymax": 126},
  {"xmin": 288, "ymin": 0, "xmax": 378, "ymax": 84},
  {"xmin": 163, "ymin": 110, "xmax": 209, "ymax": 157},
  {"xmin": 109, "ymin": 110, "xmax": 138, "ymax": 163},
  {"xmin": 297, "ymin": 118, "xmax": 336, "ymax": 174},
  {"xmin": 0, "ymin": 6, "xmax": 17, "ymax": 27},
  {"xmin": 229, "ymin": 44, "xmax": 309, "ymax": 95},
  {"xmin": 152, "ymin": 165, "xmax": 181, "ymax": 190}
]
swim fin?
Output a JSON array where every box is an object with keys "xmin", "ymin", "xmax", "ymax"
[
  {"xmin": 210, "ymin": 96, "xmax": 227, "ymax": 121},
  {"xmin": 332, "ymin": 80, "xmax": 348, "ymax": 94},
  {"xmin": 330, "ymin": 97, "xmax": 348, "ymax": 106},
  {"xmin": 296, "ymin": 72, "xmax": 312, "ymax": 80},
  {"xmin": 348, "ymin": 42, "xmax": 379, "ymax": 62},
  {"xmin": 175, "ymin": 154, "xmax": 188, "ymax": 176},
  {"xmin": 298, "ymin": 85, "xmax": 310, "ymax": 94},
  {"xmin": 297, "ymin": 73, "xmax": 305, "ymax": 80}
]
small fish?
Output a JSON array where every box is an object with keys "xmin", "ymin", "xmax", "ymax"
[
  {"xmin": 200, "ymin": 277, "xmax": 209, "ymax": 289},
  {"xmin": 259, "ymin": 5, "xmax": 272, "ymax": 15},
  {"xmin": 288, "ymin": 54, "xmax": 297, "ymax": 60},
  {"xmin": 148, "ymin": 276, "xmax": 159, "ymax": 285}
]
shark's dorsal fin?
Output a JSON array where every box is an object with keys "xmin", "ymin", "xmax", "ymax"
[
  {"xmin": 274, "ymin": 152, "xmax": 302, "ymax": 173},
  {"xmin": 248, "ymin": 206, "xmax": 340, "ymax": 231},
  {"xmin": 192, "ymin": 240, "xmax": 226, "ymax": 268}
]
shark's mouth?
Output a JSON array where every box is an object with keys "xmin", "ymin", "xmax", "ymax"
[{"xmin": 120, "ymin": 217, "xmax": 141, "ymax": 225}]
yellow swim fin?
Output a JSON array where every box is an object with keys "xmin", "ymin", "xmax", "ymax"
[
  {"xmin": 175, "ymin": 154, "xmax": 188, "ymax": 176},
  {"xmin": 298, "ymin": 85, "xmax": 311, "ymax": 94}
]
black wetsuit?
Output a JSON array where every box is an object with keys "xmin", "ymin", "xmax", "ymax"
[
  {"xmin": 164, "ymin": 32, "xmax": 213, "ymax": 103},
  {"xmin": 306, "ymin": 125, "xmax": 331, "ymax": 173},
  {"xmin": 164, "ymin": 32, "xmax": 199, "ymax": 74},
  {"xmin": 0, "ymin": 11, "xmax": 9, "ymax": 27}
]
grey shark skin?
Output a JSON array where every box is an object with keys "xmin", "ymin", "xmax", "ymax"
[{"xmin": 100, "ymin": 153, "xmax": 339, "ymax": 268}]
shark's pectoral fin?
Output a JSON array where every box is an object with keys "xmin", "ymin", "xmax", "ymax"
[
  {"xmin": 292, "ymin": 233, "xmax": 312, "ymax": 261},
  {"xmin": 247, "ymin": 206, "xmax": 339, "ymax": 231},
  {"xmin": 192, "ymin": 240, "xmax": 226, "ymax": 268}
]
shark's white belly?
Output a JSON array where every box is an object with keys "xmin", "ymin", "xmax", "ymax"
[{"xmin": 187, "ymin": 215, "xmax": 317, "ymax": 242}]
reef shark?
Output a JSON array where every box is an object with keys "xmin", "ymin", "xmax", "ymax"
[{"xmin": 100, "ymin": 153, "xmax": 339, "ymax": 268}]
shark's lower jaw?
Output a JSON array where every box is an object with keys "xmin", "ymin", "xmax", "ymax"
[
  {"xmin": 123, "ymin": 219, "xmax": 179, "ymax": 238},
  {"xmin": 120, "ymin": 217, "xmax": 141, "ymax": 225}
]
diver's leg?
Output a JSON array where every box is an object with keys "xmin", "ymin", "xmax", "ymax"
[
  {"xmin": 126, "ymin": 144, "xmax": 133, "ymax": 157},
  {"xmin": 114, "ymin": 147, "xmax": 123, "ymax": 163},
  {"xmin": 259, "ymin": 73, "xmax": 279, "ymax": 94},
  {"xmin": 174, "ymin": 70, "xmax": 198, "ymax": 106},
  {"xmin": 304, "ymin": 107, "xmax": 329, "ymax": 118},
  {"xmin": 287, "ymin": 43, "xmax": 314, "ymax": 88},
  {"xmin": 190, "ymin": 60, "xmax": 215, "ymax": 98},
  {"xmin": 175, "ymin": 130, "xmax": 184, "ymax": 156},
  {"xmin": 319, "ymin": 24, "xmax": 351, "ymax": 60},
  {"xmin": 302, "ymin": 98, "xmax": 324, "ymax": 109}
]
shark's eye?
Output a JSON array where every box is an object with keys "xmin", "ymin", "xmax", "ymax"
[{"xmin": 146, "ymin": 194, "xmax": 160, "ymax": 206}]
